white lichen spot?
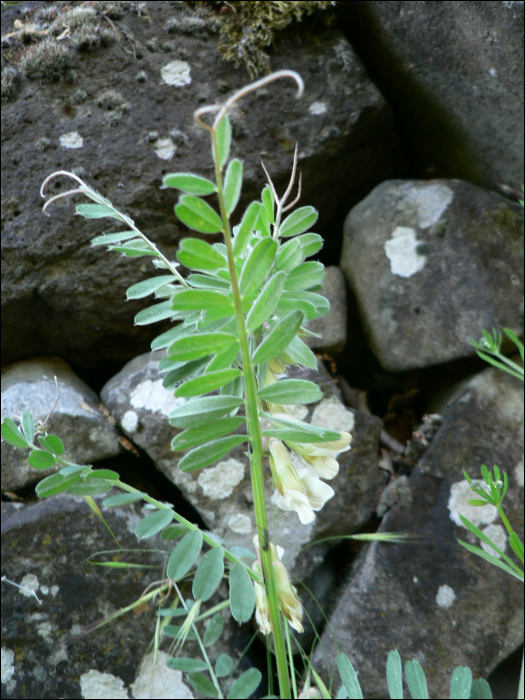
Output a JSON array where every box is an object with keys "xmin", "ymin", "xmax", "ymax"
[
  {"xmin": 130, "ymin": 379, "xmax": 184, "ymax": 417},
  {"xmin": 489, "ymin": 67, "xmax": 498, "ymax": 77},
  {"xmin": 154, "ymin": 138, "xmax": 176, "ymax": 160},
  {"xmin": 161, "ymin": 60, "xmax": 191, "ymax": 87},
  {"xmin": 131, "ymin": 651, "xmax": 193, "ymax": 699},
  {"xmin": 197, "ymin": 458, "xmax": 245, "ymax": 499},
  {"xmin": 514, "ymin": 456, "xmax": 524, "ymax": 487},
  {"xmin": 436, "ymin": 584, "xmax": 456, "ymax": 608},
  {"xmin": 309, "ymin": 101, "xmax": 327, "ymax": 115},
  {"xmin": 19, "ymin": 573, "xmax": 40, "ymax": 598},
  {"xmin": 293, "ymin": 405, "xmax": 309, "ymax": 422},
  {"xmin": 227, "ymin": 513, "xmax": 252, "ymax": 534},
  {"xmin": 121, "ymin": 410, "xmax": 139, "ymax": 434},
  {"xmin": 480, "ymin": 524, "xmax": 507, "ymax": 558},
  {"xmin": 384, "ymin": 227, "xmax": 427, "ymax": 277},
  {"xmin": 447, "ymin": 479, "xmax": 498, "ymax": 527},
  {"xmin": 1, "ymin": 647, "xmax": 16, "ymax": 685},
  {"xmin": 79, "ymin": 670, "xmax": 129, "ymax": 699},
  {"xmin": 59, "ymin": 131, "xmax": 83, "ymax": 149},
  {"xmin": 311, "ymin": 395, "xmax": 355, "ymax": 433},
  {"xmin": 404, "ymin": 183, "xmax": 453, "ymax": 228}
]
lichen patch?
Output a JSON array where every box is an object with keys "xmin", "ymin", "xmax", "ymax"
[
  {"xmin": 404, "ymin": 183, "xmax": 453, "ymax": 228},
  {"xmin": 59, "ymin": 131, "xmax": 83, "ymax": 149},
  {"xmin": 480, "ymin": 524, "xmax": 506, "ymax": 558},
  {"xmin": 79, "ymin": 669, "xmax": 128, "ymax": 700},
  {"xmin": 161, "ymin": 60, "xmax": 191, "ymax": 87},
  {"xmin": 309, "ymin": 101, "xmax": 327, "ymax": 115},
  {"xmin": 436, "ymin": 584, "xmax": 456, "ymax": 608},
  {"xmin": 447, "ymin": 479, "xmax": 498, "ymax": 527},
  {"xmin": 227, "ymin": 513, "xmax": 252, "ymax": 533},
  {"xmin": 129, "ymin": 379, "xmax": 184, "ymax": 417},
  {"xmin": 310, "ymin": 395, "xmax": 355, "ymax": 433},
  {"xmin": 197, "ymin": 458, "xmax": 245, "ymax": 499},
  {"xmin": 121, "ymin": 410, "xmax": 139, "ymax": 433},
  {"xmin": 154, "ymin": 138, "xmax": 176, "ymax": 160},
  {"xmin": 384, "ymin": 226, "xmax": 427, "ymax": 277}
]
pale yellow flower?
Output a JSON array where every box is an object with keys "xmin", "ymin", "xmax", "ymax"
[
  {"xmin": 286, "ymin": 432, "xmax": 352, "ymax": 480},
  {"xmin": 252, "ymin": 560, "xmax": 272, "ymax": 635},
  {"xmin": 272, "ymin": 557, "xmax": 304, "ymax": 633},
  {"xmin": 252, "ymin": 535, "xmax": 304, "ymax": 635},
  {"xmin": 269, "ymin": 439, "xmax": 334, "ymax": 524}
]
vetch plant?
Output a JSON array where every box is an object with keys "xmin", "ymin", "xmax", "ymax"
[{"xmin": 2, "ymin": 70, "xmax": 352, "ymax": 699}]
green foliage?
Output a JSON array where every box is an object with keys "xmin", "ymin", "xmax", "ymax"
[
  {"xmin": 468, "ymin": 327, "xmax": 524, "ymax": 380},
  {"xmin": 335, "ymin": 651, "xmax": 491, "ymax": 700},
  {"xmin": 3, "ymin": 70, "xmax": 347, "ymax": 699}
]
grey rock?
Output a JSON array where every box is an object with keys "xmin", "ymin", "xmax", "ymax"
[
  {"xmin": 305, "ymin": 266, "xmax": 347, "ymax": 355},
  {"xmin": 341, "ymin": 179, "xmax": 524, "ymax": 372},
  {"xmin": 338, "ymin": 1, "xmax": 524, "ymax": 190},
  {"xmin": 0, "ymin": 495, "xmax": 194, "ymax": 700},
  {"xmin": 2, "ymin": 1, "xmax": 399, "ymax": 372},
  {"xmin": 1, "ymin": 490, "xmax": 259, "ymax": 699},
  {"xmin": 313, "ymin": 364, "xmax": 524, "ymax": 697},
  {"xmin": 1, "ymin": 357, "xmax": 122, "ymax": 491},
  {"xmin": 100, "ymin": 352, "xmax": 386, "ymax": 588}
]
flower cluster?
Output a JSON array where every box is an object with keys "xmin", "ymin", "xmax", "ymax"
[
  {"xmin": 252, "ymin": 535, "xmax": 304, "ymax": 635},
  {"xmin": 268, "ymin": 414, "xmax": 352, "ymax": 525}
]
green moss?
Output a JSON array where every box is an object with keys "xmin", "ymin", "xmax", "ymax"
[{"xmin": 185, "ymin": 1, "xmax": 336, "ymax": 77}]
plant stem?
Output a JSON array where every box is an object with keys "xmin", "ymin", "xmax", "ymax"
[{"xmin": 211, "ymin": 128, "xmax": 291, "ymax": 699}]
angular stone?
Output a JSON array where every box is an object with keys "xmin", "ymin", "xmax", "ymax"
[
  {"xmin": 2, "ymin": 1, "xmax": 398, "ymax": 371},
  {"xmin": 1, "ymin": 357, "xmax": 122, "ymax": 491},
  {"xmin": 313, "ymin": 365, "xmax": 524, "ymax": 697},
  {"xmin": 341, "ymin": 179, "xmax": 524, "ymax": 371},
  {"xmin": 338, "ymin": 1, "xmax": 524, "ymax": 190}
]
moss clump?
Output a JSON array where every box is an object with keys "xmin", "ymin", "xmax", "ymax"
[
  {"xmin": 95, "ymin": 88, "xmax": 129, "ymax": 111},
  {"xmin": 1, "ymin": 65, "xmax": 20, "ymax": 101},
  {"xmin": 18, "ymin": 38, "xmax": 74, "ymax": 82},
  {"xmin": 1, "ymin": 2, "xmax": 123, "ymax": 89},
  {"xmin": 186, "ymin": 1, "xmax": 336, "ymax": 77}
]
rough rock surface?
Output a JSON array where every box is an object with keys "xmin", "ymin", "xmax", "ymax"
[
  {"xmin": 100, "ymin": 351, "xmax": 386, "ymax": 585},
  {"xmin": 338, "ymin": 0, "xmax": 524, "ymax": 190},
  {"xmin": 340, "ymin": 179, "xmax": 524, "ymax": 372},
  {"xmin": 1, "ymin": 357, "xmax": 122, "ymax": 491},
  {"xmin": 1, "ymin": 2, "xmax": 399, "ymax": 371},
  {"xmin": 313, "ymin": 364, "xmax": 524, "ymax": 697},
  {"xmin": 304, "ymin": 265, "xmax": 347, "ymax": 355},
  {"xmin": 0, "ymin": 495, "xmax": 195, "ymax": 700}
]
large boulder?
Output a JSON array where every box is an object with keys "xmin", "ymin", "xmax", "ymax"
[
  {"xmin": 338, "ymin": 1, "xmax": 524, "ymax": 190},
  {"xmin": 340, "ymin": 179, "xmax": 524, "ymax": 372},
  {"xmin": 313, "ymin": 364, "xmax": 524, "ymax": 697},
  {"xmin": 1, "ymin": 2, "xmax": 399, "ymax": 371}
]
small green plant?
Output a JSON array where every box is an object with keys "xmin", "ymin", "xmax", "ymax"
[
  {"xmin": 468, "ymin": 327, "xmax": 524, "ymax": 380},
  {"xmin": 2, "ymin": 70, "xmax": 353, "ymax": 699}
]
